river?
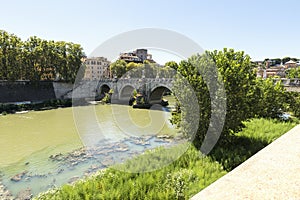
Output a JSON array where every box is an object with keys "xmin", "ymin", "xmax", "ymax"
[{"xmin": 0, "ymin": 97, "xmax": 182, "ymax": 197}]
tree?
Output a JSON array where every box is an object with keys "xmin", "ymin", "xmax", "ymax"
[
  {"xmin": 286, "ymin": 67, "xmax": 300, "ymax": 78},
  {"xmin": 0, "ymin": 30, "xmax": 23, "ymax": 80},
  {"xmin": 0, "ymin": 30, "xmax": 85, "ymax": 82},
  {"xmin": 65, "ymin": 43, "xmax": 85, "ymax": 82},
  {"xmin": 288, "ymin": 92, "xmax": 300, "ymax": 118},
  {"xmin": 110, "ymin": 60, "xmax": 127, "ymax": 78},
  {"xmin": 126, "ymin": 62, "xmax": 139, "ymax": 72},
  {"xmin": 172, "ymin": 48, "xmax": 260, "ymax": 147},
  {"xmin": 273, "ymin": 58, "xmax": 281, "ymax": 65},
  {"xmin": 143, "ymin": 60, "xmax": 150, "ymax": 64},
  {"xmin": 165, "ymin": 61, "xmax": 179, "ymax": 70},
  {"xmin": 254, "ymin": 78, "xmax": 287, "ymax": 118},
  {"xmin": 209, "ymin": 48, "xmax": 257, "ymax": 134},
  {"xmin": 282, "ymin": 57, "xmax": 291, "ymax": 64}
]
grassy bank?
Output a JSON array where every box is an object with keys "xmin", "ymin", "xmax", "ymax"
[{"xmin": 35, "ymin": 118, "xmax": 298, "ymax": 200}]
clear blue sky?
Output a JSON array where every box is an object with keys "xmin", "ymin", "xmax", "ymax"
[{"xmin": 1, "ymin": 0, "xmax": 300, "ymax": 64}]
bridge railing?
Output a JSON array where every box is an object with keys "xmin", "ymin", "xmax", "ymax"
[{"xmin": 273, "ymin": 78, "xmax": 300, "ymax": 86}]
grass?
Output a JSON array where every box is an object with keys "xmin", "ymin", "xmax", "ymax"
[{"xmin": 35, "ymin": 118, "xmax": 298, "ymax": 200}]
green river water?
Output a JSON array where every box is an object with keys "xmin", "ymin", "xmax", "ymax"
[{"xmin": 0, "ymin": 97, "xmax": 180, "ymax": 197}]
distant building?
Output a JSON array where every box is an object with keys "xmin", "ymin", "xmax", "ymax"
[
  {"xmin": 119, "ymin": 49, "xmax": 155, "ymax": 63},
  {"xmin": 256, "ymin": 60, "xmax": 286, "ymax": 78},
  {"xmin": 284, "ymin": 60, "xmax": 297, "ymax": 69},
  {"xmin": 83, "ymin": 57, "xmax": 110, "ymax": 80}
]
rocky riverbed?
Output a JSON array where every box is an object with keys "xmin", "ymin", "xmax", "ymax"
[
  {"xmin": 2, "ymin": 135, "xmax": 183, "ymax": 199},
  {"xmin": 0, "ymin": 181, "xmax": 14, "ymax": 200}
]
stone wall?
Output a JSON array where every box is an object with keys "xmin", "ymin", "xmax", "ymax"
[
  {"xmin": 0, "ymin": 81, "xmax": 73, "ymax": 103},
  {"xmin": 52, "ymin": 82, "xmax": 74, "ymax": 99}
]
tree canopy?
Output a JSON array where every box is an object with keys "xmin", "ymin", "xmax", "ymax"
[
  {"xmin": 0, "ymin": 30, "xmax": 85, "ymax": 82},
  {"xmin": 172, "ymin": 48, "xmax": 289, "ymax": 147}
]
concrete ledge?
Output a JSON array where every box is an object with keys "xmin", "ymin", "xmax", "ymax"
[{"xmin": 192, "ymin": 125, "xmax": 300, "ymax": 200}]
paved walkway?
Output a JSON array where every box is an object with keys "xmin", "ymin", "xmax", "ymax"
[{"xmin": 192, "ymin": 125, "xmax": 300, "ymax": 200}]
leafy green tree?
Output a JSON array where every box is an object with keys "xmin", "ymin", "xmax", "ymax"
[
  {"xmin": 282, "ymin": 57, "xmax": 291, "ymax": 64},
  {"xmin": 65, "ymin": 43, "xmax": 85, "ymax": 82},
  {"xmin": 174, "ymin": 57, "xmax": 211, "ymax": 145},
  {"xmin": 209, "ymin": 48, "xmax": 257, "ymax": 134},
  {"xmin": 23, "ymin": 36, "xmax": 49, "ymax": 81},
  {"xmin": 173, "ymin": 48, "xmax": 260, "ymax": 146},
  {"xmin": 143, "ymin": 59, "xmax": 150, "ymax": 64},
  {"xmin": 273, "ymin": 58, "xmax": 281, "ymax": 65},
  {"xmin": 253, "ymin": 78, "xmax": 287, "ymax": 118},
  {"xmin": 286, "ymin": 67, "xmax": 300, "ymax": 78},
  {"xmin": 126, "ymin": 62, "xmax": 139, "ymax": 72},
  {"xmin": 110, "ymin": 60, "xmax": 127, "ymax": 78},
  {"xmin": 291, "ymin": 58, "xmax": 298, "ymax": 62},
  {"xmin": 288, "ymin": 92, "xmax": 300, "ymax": 118},
  {"xmin": 0, "ymin": 30, "xmax": 85, "ymax": 82},
  {"xmin": 0, "ymin": 30, "xmax": 23, "ymax": 80},
  {"xmin": 165, "ymin": 61, "xmax": 179, "ymax": 70}
]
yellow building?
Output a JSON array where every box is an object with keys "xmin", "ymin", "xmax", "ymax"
[{"xmin": 83, "ymin": 57, "xmax": 110, "ymax": 80}]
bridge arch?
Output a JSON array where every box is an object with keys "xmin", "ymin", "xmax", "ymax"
[
  {"xmin": 119, "ymin": 84, "xmax": 136, "ymax": 101},
  {"xmin": 149, "ymin": 85, "xmax": 172, "ymax": 104},
  {"xmin": 99, "ymin": 84, "xmax": 111, "ymax": 94}
]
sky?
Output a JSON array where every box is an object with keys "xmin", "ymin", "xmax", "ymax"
[{"xmin": 1, "ymin": 0, "xmax": 300, "ymax": 64}]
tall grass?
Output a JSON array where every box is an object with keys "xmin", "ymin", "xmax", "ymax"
[
  {"xmin": 210, "ymin": 118, "xmax": 298, "ymax": 171},
  {"xmin": 35, "ymin": 118, "xmax": 298, "ymax": 200}
]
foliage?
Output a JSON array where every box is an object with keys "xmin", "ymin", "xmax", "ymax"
[
  {"xmin": 210, "ymin": 118, "xmax": 297, "ymax": 171},
  {"xmin": 110, "ymin": 60, "xmax": 127, "ymax": 78},
  {"xmin": 165, "ymin": 61, "xmax": 179, "ymax": 70},
  {"xmin": 35, "ymin": 118, "xmax": 297, "ymax": 200},
  {"xmin": 287, "ymin": 92, "xmax": 300, "ymax": 118},
  {"xmin": 110, "ymin": 59, "xmax": 177, "ymax": 79},
  {"xmin": 209, "ymin": 49, "xmax": 257, "ymax": 133},
  {"xmin": 36, "ymin": 145, "xmax": 226, "ymax": 200},
  {"xmin": 101, "ymin": 93, "xmax": 111, "ymax": 103},
  {"xmin": 273, "ymin": 58, "xmax": 281, "ymax": 65},
  {"xmin": 253, "ymin": 78, "xmax": 288, "ymax": 118},
  {"xmin": 173, "ymin": 56, "xmax": 211, "ymax": 145},
  {"xmin": 285, "ymin": 67, "xmax": 300, "ymax": 78},
  {"xmin": 0, "ymin": 99, "xmax": 72, "ymax": 114},
  {"xmin": 125, "ymin": 62, "xmax": 141, "ymax": 72},
  {"xmin": 172, "ymin": 48, "xmax": 297, "ymax": 147},
  {"xmin": 0, "ymin": 30, "xmax": 85, "ymax": 82},
  {"xmin": 282, "ymin": 57, "xmax": 291, "ymax": 64},
  {"xmin": 172, "ymin": 49, "xmax": 257, "ymax": 146}
]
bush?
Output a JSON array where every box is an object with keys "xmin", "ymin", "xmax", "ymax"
[
  {"xmin": 0, "ymin": 99, "xmax": 73, "ymax": 114},
  {"xmin": 287, "ymin": 92, "xmax": 300, "ymax": 118},
  {"xmin": 253, "ymin": 78, "xmax": 288, "ymax": 118}
]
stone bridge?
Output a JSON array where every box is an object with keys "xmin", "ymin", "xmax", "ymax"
[
  {"xmin": 67, "ymin": 78, "xmax": 173, "ymax": 104},
  {"xmin": 64, "ymin": 78, "xmax": 300, "ymax": 104},
  {"xmin": 273, "ymin": 78, "xmax": 300, "ymax": 92}
]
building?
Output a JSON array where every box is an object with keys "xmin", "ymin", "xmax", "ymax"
[
  {"xmin": 83, "ymin": 57, "xmax": 110, "ymax": 80},
  {"xmin": 119, "ymin": 49, "xmax": 155, "ymax": 63},
  {"xmin": 257, "ymin": 65, "xmax": 287, "ymax": 78},
  {"xmin": 284, "ymin": 60, "xmax": 297, "ymax": 69}
]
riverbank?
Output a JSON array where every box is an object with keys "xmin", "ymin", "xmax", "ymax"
[
  {"xmin": 0, "ymin": 99, "xmax": 72, "ymax": 115},
  {"xmin": 0, "ymin": 182, "xmax": 14, "ymax": 200},
  {"xmin": 35, "ymin": 118, "xmax": 298, "ymax": 199},
  {"xmin": 1, "ymin": 134, "xmax": 183, "ymax": 198}
]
